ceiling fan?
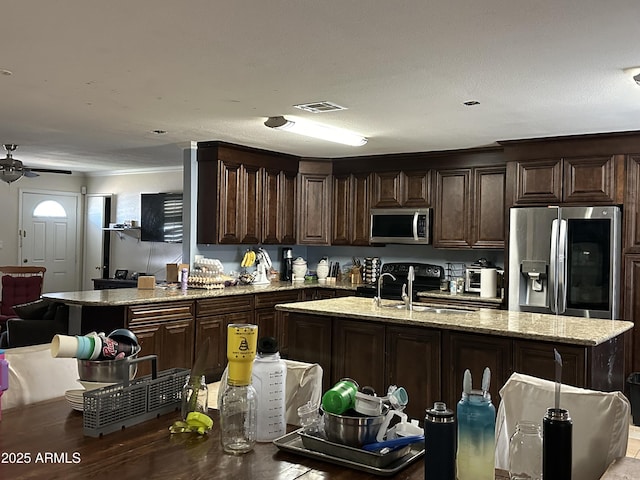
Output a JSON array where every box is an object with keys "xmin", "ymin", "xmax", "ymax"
[{"xmin": 0, "ymin": 144, "xmax": 73, "ymax": 184}]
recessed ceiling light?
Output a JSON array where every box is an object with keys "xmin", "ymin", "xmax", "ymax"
[
  {"xmin": 151, "ymin": 129, "xmax": 167, "ymax": 135},
  {"xmin": 463, "ymin": 100, "xmax": 480, "ymax": 106}
]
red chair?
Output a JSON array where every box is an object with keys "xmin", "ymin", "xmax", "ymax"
[{"xmin": 0, "ymin": 266, "xmax": 46, "ymax": 330}]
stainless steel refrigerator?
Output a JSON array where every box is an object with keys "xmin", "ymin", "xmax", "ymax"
[{"xmin": 508, "ymin": 206, "xmax": 621, "ymax": 319}]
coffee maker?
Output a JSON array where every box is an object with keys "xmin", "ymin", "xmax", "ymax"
[{"xmin": 280, "ymin": 248, "xmax": 293, "ymax": 281}]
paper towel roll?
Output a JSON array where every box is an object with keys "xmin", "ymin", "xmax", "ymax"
[{"xmin": 480, "ymin": 268, "xmax": 497, "ymax": 298}]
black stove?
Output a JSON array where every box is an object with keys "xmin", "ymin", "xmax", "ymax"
[{"xmin": 356, "ymin": 262, "xmax": 444, "ymax": 301}]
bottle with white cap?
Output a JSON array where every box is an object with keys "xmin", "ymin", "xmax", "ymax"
[{"xmin": 251, "ymin": 336, "xmax": 287, "ymax": 442}]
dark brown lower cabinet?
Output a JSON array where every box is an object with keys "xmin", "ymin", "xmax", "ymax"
[
  {"xmin": 512, "ymin": 340, "xmax": 586, "ymax": 387},
  {"xmin": 288, "ymin": 313, "xmax": 333, "ymax": 392},
  {"xmin": 254, "ymin": 290, "xmax": 301, "ymax": 357},
  {"xmin": 163, "ymin": 319, "xmax": 195, "ymax": 371},
  {"xmin": 195, "ymin": 296, "xmax": 254, "ymax": 382},
  {"xmin": 127, "ymin": 301, "xmax": 195, "ymax": 377},
  {"xmin": 442, "ymin": 332, "xmax": 513, "ymax": 410},
  {"xmin": 624, "ymin": 254, "xmax": 640, "ymax": 374},
  {"xmin": 386, "ymin": 325, "xmax": 441, "ymax": 420},
  {"xmin": 333, "ymin": 319, "xmax": 386, "ymax": 395},
  {"xmin": 316, "ymin": 289, "xmax": 337, "ymax": 300},
  {"xmin": 513, "ymin": 336, "xmax": 626, "ymax": 393}
]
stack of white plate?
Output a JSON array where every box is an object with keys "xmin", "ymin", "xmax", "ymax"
[
  {"xmin": 64, "ymin": 389, "xmax": 85, "ymax": 411},
  {"xmin": 78, "ymin": 379, "xmax": 116, "ymax": 391}
]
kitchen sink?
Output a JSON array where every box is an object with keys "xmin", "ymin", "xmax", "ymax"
[{"xmin": 380, "ymin": 303, "xmax": 476, "ymax": 314}]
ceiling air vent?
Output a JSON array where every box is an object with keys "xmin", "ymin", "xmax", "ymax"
[{"xmin": 293, "ymin": 101, "xmax": 347, "ymax": 113}]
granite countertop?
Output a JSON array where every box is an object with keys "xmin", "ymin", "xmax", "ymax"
[
  {"xmin": 42, "ymin": 280, "xmax": 358, "ymax": 306},
  {"xmin": 275, "ymin": 296, "xmax": 633, "ymax": 346}
]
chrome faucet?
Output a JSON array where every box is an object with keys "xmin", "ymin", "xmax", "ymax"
[
  {"xmin": 375, "ymin": 272, "xmax": 396, "ymax": 307},
  {"xmin": 401, "ymin": 266, "xmax": 415, "ymax": 310}
]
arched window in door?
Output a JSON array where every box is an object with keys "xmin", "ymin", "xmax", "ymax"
[{"xmin": 33, "ymin": 200, "xmax": 67, "ymax": 218}]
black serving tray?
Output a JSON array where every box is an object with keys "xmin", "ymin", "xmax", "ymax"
[{"xmin": 273, "ymin": 429, "xmax": 424, "ymax": 476}]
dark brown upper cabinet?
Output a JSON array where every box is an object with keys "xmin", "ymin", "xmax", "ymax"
[
  {"xmin": 263, "ymin": 168, "xmax": 297, "ymax": 245},
  {"xmin": 511, "ymin": 155, "xmax": 621, "ymax": 206},
  {"xmin": 433, "ymin": 168, "xmax": 470, "ymax": 248},
  {"xmin": 197, "ymin": 142, "xmax": 298, "ymax": 245},
  {"xmin": 297, "ymin": 160, "xmax": 332, "ymax": 245},
  {"xmin": 331, "ymin": 172, "xmax": 372, "ymax": 246},
  {"xmin": 402, "ymin": 170, "xmax": 431, "ymax": 207},
  {"xmin": 624, "ymin": 155, "xmax": 640, "ymax": 253},
  {"xmin": 433, "ymin": 166, "xmax": 505, "ymax": 249},
  {"xmin": 372, "ymin": 170, "xmax": 430, "ymax": 208}
]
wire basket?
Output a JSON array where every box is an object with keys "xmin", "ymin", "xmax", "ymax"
[{"xmin": 82, "ymin": 355, "xmax": 189, "ymax": 437}]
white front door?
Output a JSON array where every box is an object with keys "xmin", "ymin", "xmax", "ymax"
[{"xmin": 20, "ymin": 190, "xmax": 81, "ymax": 293}]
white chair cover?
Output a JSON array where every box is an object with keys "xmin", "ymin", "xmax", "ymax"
[
  {"xmin": 282, "ymin": 359, "xmax": 323, "ymax": 426},
  {"xmin": 214, "ymin": 359, "xmax": 323, "ymax": 426},
  {"xmin": 2, "ymin": 343, "xmax": 78, "ymax": 410},
  {"xmin": 495, "ymin": 372, "xmax": 630, "ymax": 480}
]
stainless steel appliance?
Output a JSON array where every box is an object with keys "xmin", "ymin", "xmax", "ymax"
[
  {"xmin": 370, "ymin": 208, "xmax": 431, "ymax": 244},
  {"xmin": 356, "ymin": 262, "xmax": 444, "ymax": 301},
  {"xmin": 465, "ymin": 258, "xmax": 501, "ymax": 293},
  {"xmin": 508, "ymin": 206, "xmax": 621, "ymax": 319},
  {"xmin": 465, "ymin": 267, "xmax": 482, "ymax": 293}
]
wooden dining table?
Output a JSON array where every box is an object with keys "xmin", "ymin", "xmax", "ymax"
[{"xmin": 0, "ymin": 396, "xmax": 510, "ymax": 479}]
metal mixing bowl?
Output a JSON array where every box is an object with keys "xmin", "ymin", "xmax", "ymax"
[
  {"xmin": 77, "ymin": 354, "xmax": 138, "ymax": 383},
  {"xmin": 322, "ymin": 407, "xmax": 386, "ymax": 447}
]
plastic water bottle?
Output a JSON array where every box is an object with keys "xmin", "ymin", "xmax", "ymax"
[
  {"xmin": 251, "ymin": 336, "xmax": 287, "ymax": 442},
  {"xmin": 180, "ymin": 267, "xmax": 188, "ymax": 290},
  {"xmin": 457, "ymin": 368, "xmax": 496, "ymax": 480}
]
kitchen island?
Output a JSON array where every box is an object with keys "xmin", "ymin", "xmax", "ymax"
[
  {"xmin": 276, "ymin": 296, "xmax": 633, "ymax": 418},
  {"xmin": 42, "ymin": 281, "xmax": 356, "ymax": 380}
]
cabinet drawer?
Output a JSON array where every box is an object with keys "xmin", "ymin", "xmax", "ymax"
[
  {"xmin": 254, "ymin": 290, "xmax": 300, "ymax": 309},
  {"xmin": 128, "ymin": 301, "xmax": 194, "ymax": 325},
  {"xmin": 196, "ymin": 295, "xmax": 255, "ymax": 316}
]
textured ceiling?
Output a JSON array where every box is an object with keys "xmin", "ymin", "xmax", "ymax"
[{"xmin": 2, "ymin": 1, "xmax": 640, "ymax": 173}]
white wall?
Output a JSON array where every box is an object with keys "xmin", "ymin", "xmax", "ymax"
[
  {"xmin": 85, "ymin": 169, "xmax": 183, "ymax": 281},
  {"xmin": 0, "ymin": 173, "xmax": 85, "ymax": 266}
]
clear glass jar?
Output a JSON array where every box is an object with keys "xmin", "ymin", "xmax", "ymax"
[
  {"xmin": 509, "ymin": 421, "xmax": 543, "ymax": 480},
  {"xmin": 297, "ymin": 401, "xmax": 323, "ymax": 436},
  {"xmin": 181, "ymin": 374, "xmax": 208, "ymax": 420},
  {"xmin": 219, "ymin": 383, "xmax": 257, "ymax": 454}
]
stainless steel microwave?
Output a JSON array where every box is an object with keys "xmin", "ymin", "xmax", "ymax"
[{"xmin": 369, "ymin": 208, "xmax": 432, "ymax": 244}]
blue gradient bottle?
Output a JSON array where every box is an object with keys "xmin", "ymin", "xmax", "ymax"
[{"xmin": 457, "ymin": 368, "xmax": 496, "ymax": 480}]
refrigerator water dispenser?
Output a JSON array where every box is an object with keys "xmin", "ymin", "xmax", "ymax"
[{"xmin": 520, "ymin": 260, "xmax": 548, "ymax": 307}]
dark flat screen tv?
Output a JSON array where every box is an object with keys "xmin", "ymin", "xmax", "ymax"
[{"xmin": 141, "ymin": 193, "xmax": 183, "ymax": 243}]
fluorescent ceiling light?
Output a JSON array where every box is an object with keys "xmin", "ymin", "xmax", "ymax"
[{"xmin": 264, "ymin": 116, "xmax": 367, "ymax": 146}]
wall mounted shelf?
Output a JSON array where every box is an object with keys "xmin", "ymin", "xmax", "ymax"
[{"xmin": 103, "ymin": 227, "xmax": 141, "ymax": 240}]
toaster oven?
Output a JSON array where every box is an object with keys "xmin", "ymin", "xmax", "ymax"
[{"xmin": 465, "ymin": 267, "xmax": 482, "ymax": 293}]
